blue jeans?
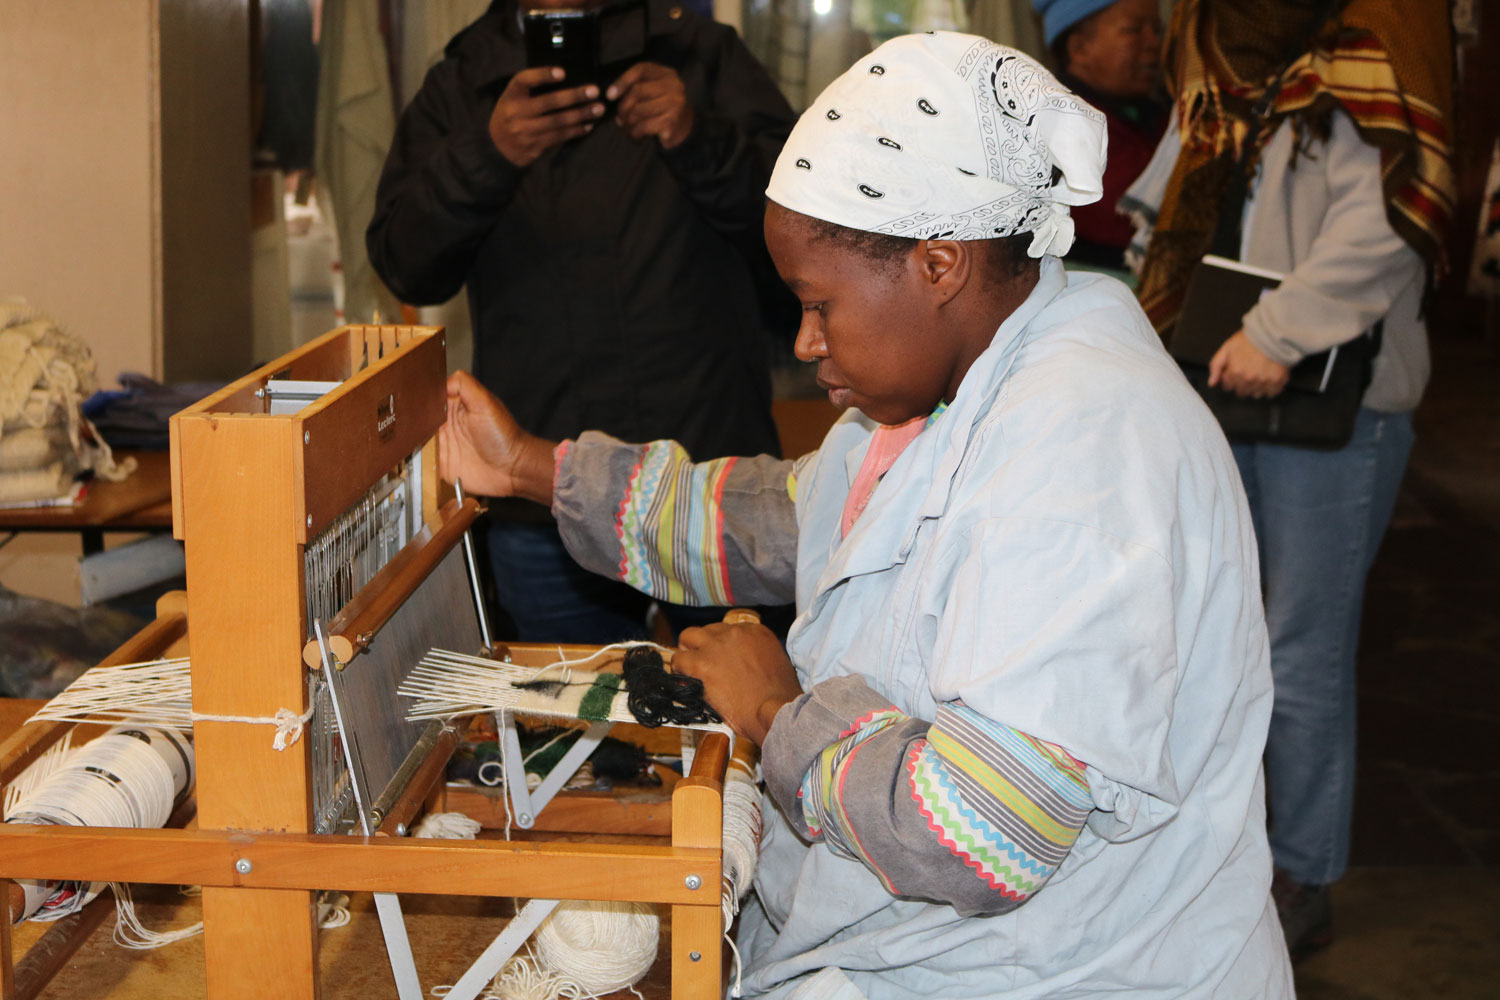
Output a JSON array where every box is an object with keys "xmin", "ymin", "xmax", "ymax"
[
  {"xmin": 485, "ymin": 519, "xmax": 725, "ymax": 643},
  {"xmin": 1232, "ymin": 408, "xmax": 1414, "ymax": 886}
]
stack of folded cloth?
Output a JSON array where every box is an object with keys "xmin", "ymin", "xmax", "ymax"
[
  {"xmin": 0, "ymin": 298, "xmax": 134, "ymax": 506},
  {"xmin": 83, "ymin": 373, "xmax": 224, "ymax": 453}
]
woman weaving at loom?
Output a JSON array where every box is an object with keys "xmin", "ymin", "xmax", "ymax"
[{"xmin": 440, "ymin": 33, "xmax": 1292, "ymax": 998}]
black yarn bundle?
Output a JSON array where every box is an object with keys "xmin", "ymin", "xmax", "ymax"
[{"xmin": 622, "ymin": 645, "xmax": 720, "ymax": 728}]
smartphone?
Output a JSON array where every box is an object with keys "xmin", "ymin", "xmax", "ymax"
[
  {"xmin": 523, "ymin": 2, "xmax": 649, "ymax": 99},
  {"xmin": 523, "ymin": 9, "xmax": 601, "ymax": 96}
]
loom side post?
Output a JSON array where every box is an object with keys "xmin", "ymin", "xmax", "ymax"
[
  {"xmin": 175, "ymin": 412, "xmax": 319, "ymax": 1000},
  {"xmin": 672, "ymin": 731, "xmax": 730, "ymax": 998}
]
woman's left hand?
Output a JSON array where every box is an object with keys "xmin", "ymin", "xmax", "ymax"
[
  {"xmin": 1208, "ymin": 330, "xmax": 1291, "ymax": 399},
  {"xmin": 674, "ymin": 622, "xmax": 803, "ymax": 745}
]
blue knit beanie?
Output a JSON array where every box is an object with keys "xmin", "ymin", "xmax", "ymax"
[{"xmin": 1033, "ymin": 0, "xmax": 1118, "ymax": 47}]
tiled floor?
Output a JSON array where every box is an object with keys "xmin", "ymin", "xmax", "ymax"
[{"xmin": 1300, "ymin": 331, "xmax": 1500, "ymax": 995}]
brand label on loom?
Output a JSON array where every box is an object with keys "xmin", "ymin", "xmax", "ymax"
[{"xmin": 377, "ymin": 394, "xmax": 397, "ymax": 442}]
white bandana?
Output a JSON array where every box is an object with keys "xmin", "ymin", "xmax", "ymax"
[{"xmin": 766, "ymin": 32, "xmax": 1107, "ymax": 258}]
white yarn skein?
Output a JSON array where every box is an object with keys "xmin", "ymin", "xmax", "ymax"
[
  {"xmin": 534, "ymin": 899, "xmax": 659, "ymax": 996},
  {"xmin": 7, "ymin": 728, "xmax": 201, "ymax": 947},
  {"xmin": 413, "ymin": 811, "xmax": 482, "ymax": 840}
]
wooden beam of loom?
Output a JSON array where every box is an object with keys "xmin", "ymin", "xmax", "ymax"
[{"xmin": 0, "ymin": 826, "xmax": 721, "ymax": 905}]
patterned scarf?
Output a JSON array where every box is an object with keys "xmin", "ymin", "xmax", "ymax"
[
  {"xmin": 1136, "ymin": 0, "xmax": 1454, "ymax": 334},
  {"xmin": 766, "ymin": 32, "xmax": 1107, "ymax": 258}
]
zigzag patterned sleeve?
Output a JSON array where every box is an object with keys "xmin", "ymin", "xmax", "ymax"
[
  {"xmin": 552, "ymin": 431, "xmax": 806, "ymax": 607},
  {"xmin": 761, "ymin": 675, "xmax": 1092, "ymax": 917}
]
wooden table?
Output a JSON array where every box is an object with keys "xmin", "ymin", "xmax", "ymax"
[{"xmin": 0, "ymin": 452, "xmax": 172, "ymax": 555}]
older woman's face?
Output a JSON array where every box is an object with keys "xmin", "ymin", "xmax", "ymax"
[
  {"xmin": 1067, "ymin": 0, "xmax": 1162, "ymax": 99},
  {"xmin": 765, "ymin": 206, "xmax": 962, "ymax": 427}
]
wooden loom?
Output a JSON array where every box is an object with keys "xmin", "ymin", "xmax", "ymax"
[{"xmin": 0, "ymin": 325, "xmax": 737, "ymax": 999}]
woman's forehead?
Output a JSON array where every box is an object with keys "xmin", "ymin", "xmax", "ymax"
[{"xmin": 764, "ymin": 206, "xmax": 861, "ymax": 278}]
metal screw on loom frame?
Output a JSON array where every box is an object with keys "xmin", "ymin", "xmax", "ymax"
[
  {"xmin": 395, "ymin": 823, "xmax": 408, "ymax": 837},
  {"xmin": 235, "ymin": 859, "xmax": 252, "ymax": 875},
  {"xmin": 307, "ymin": 515, "xmax": 313, "ymax": 527},
  {"xmin": 304, "ymin": 430, "xmax": 311, "ymax": 444},
  {"xmin": 690, "ymin": 952, "xmax": 702, "ymax": 962},
  {"xmin": 684, "ymin": 874, "xmax": 702, "ymax": 890},
  {"xmin": 518, "ymin": 813, "xmax": 533, "ymax": 826}
]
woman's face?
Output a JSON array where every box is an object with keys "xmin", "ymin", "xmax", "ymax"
[
  {"xmin": 1067, "ymin": 0, "xmax": 1163, "ymax": 100},
  {"xmin": 764, "ymin": 206, "xmax": 963, "ymax": 427}
]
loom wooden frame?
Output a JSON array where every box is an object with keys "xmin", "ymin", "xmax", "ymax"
[{"xmin": 0, "ymin": 326, "xmax": 732, "ymax": 999}]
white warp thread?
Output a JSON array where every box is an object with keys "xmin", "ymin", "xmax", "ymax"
[
  {"xmin": 32, "ymin": 657, "xmax": 313, "ymax": 751},
  {"xmin": 29, "ymin": 657, "xmax": 192, "ymax": 732}
]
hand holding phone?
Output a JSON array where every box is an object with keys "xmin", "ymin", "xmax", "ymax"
[
  {"xmin": 488, "ymin": 67, "xmax": 605, "ymax": 167},
  {"xmin": 609, "ymin": 62, "xmax": 694, "ymax": 150}
]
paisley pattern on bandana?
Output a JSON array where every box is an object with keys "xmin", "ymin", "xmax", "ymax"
[{"xmin": 767, "ymin": 32, "xmax": 1107, "ymax": 258}]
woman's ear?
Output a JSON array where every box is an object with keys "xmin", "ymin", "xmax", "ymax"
[{"xmin": 917, "ymin": 239, "xmax": 973, "ymax": 304}]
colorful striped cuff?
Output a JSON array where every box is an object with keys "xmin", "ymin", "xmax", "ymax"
[
  {"xmin": 910, "ymin": 703, "xmax": 1090, "ymax": 900},
  {"xmin": 614, "ymin": 440, "xmax": 738, "ymax": 606}
]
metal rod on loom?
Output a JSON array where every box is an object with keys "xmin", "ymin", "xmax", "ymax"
[{"xmin": 453, "ymin": 480, "xmax": 493, "ymax": 653}]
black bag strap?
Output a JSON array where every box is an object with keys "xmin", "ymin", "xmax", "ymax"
[{"xmin": 1209, "ymin": 0, "xmax": 1340, "ymax": 260}]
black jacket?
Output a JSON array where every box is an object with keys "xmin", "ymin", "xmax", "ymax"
[{"xmin": 367, "ymin": 0, "xmax": 794, "ymax": 461}]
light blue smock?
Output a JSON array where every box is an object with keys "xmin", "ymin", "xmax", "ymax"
[{"xmin": 741, "ymin": 257, "xmax": 1295, "ymax": 998}]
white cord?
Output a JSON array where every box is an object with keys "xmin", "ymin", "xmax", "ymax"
[
  {"xmin": 190, "ymin": 705, "xmax": 315, "ymax": 750},
  {"xmin": 111, "ymin": 881, "xmax": 203, "ymax": 949}
]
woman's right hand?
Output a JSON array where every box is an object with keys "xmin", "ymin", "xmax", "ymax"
[{"xmin": 438, "ymin": 371, "xmax": 557, "ymax": 505}]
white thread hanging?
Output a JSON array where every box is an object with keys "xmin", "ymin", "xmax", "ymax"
[
  {"xmin": 110, "ymin": 881, "xmax": 203, "ymax": 950},
  {"xmin": 719, "ymin": 758, "xmax": 763, "ymax": 998}
]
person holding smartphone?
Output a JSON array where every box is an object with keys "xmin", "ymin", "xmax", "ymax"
[{"xmin": 367, "ymin": 0, "xmax": 796, "ymax": 642}]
